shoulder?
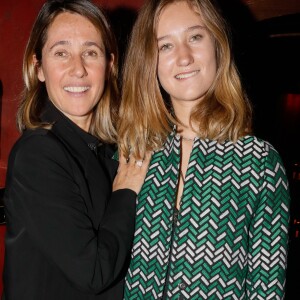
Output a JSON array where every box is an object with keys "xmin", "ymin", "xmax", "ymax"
[
  {"xmin": 236, "ymin": 135, "xmax": 285, "ymax": 167},
  {"xmin": 6, "ymin": 128, "xmax": 78, "ymax": 190},
  {"xmin": 9, "ymin": 128, "xmax": 70, "ymax": 164},
  {"xmin": 236, "ymin": 135, "xmax": 279, "ymax": 155},
  {"xmin": 241, "ymin": 135, "xmax": 280, "ymax": 155},
  {"xmin": 12, "ymin": 128, "xmax": 62, "ymax": 149}
]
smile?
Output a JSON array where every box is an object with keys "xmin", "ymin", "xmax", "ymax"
[
  {"xmin": 175, "ymin": 70, "xmax": 199, "ymax": 80},
  {"xmin": 63, "ymin": 86, "xmax": 90, "ymax": 93}
]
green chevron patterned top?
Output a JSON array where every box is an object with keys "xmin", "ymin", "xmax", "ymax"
[{"xmin": 124, "ymin": 134, "xmax": 290, "ymax": 300}]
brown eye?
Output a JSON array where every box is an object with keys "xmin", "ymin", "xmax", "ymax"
[
  {"xmin": 82, "ymin": 49, "xmax": 100, "ymax": 59},
  {"xmin": 190, "ymin": 34, "xmax": 202, "ymax": 42},
  {"xmin": 159, "ymin": 43, "xmax": 172, "ymax": 52},
  {"xmin": 54, "ymin": 51, "xmax": 67, "ymax": 57}
]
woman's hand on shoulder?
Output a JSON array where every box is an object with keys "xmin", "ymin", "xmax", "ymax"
[{"xmin": 113, "ymin": 151, "xmax": 152, "ymax": 194}]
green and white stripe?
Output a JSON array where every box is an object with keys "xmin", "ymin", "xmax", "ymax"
[{"xmin": 125, "ymin": 134, "xmax": 290, "ymax": 300}]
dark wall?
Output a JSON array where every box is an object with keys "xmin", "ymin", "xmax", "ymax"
[{"xmin": 0, "ymin": 0, "xmax": 299, "ymax": 297}]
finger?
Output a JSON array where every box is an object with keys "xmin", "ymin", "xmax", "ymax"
[
  {"xmin": 141, "ymin": 151, "xmax": 152, "ymax": 169},
  {"xmin": 119, "ymin": 151, "xmax": 129, "ymax": 165},
  {"xmin": 127, "ymin": 153, "xmax": 136, "ymax": 166}
]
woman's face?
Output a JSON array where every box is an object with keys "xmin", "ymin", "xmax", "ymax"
[
  {"xmin": 36, "ymin": 12, "xmax": 111, "ymax": 130},
  {"xmin": 157, "ymin": 1, "xmax": 217, "ymax": 108}
]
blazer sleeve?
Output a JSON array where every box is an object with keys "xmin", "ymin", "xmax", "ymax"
[
  {"xmin": 246, "ymin": 144, "xmax": 290, "ymax": 299},
  {"xmin": 5, "ymin": 132, "xmax": 137, "ymax": 294}
]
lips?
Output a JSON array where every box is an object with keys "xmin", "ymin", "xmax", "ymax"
[
  {"xmin": 63, "ymin": 86, "xmax": 90, "ymax": 93},
  {"xmin": 175, "ymin": 70, "xmax": 199, "ymax": 80}
]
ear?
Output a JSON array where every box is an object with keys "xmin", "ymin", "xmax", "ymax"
[
  {"xmin": 33, "ymin": 54, "xmax": 45, "ymax": 82},
  {"xmin": 109, "ymin": 53, "xmax": 114, "ymax": 69},
  {"xmin": 107, "ymin": 53, "xmax": 114, "ymax": 78}
]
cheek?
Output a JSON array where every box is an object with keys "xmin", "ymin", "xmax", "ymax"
[
  {"xmin": 206, "ymin": 43, "xmax": 217, "ymax": 70},
  {"xmin": 93, "ymin": 65, "xmax": 108, "ymax": 96},
  {"xmin": 207, "ymin": 53, "xmax": 217, "ymax": 78},
  {"xmin": 39, "ymin": 62, "xmax": 62, "ymax": 85},
  {"xmin": 157, "ymin": 67, "xmax": 169, "ymax": 93},
  {"xmin": 198, "ymin": 49, "xmax": 217, "ymax": 75},
  {"xmin": 93, "ymin": 62, "xmax": 108, "ymax": 81},
  {"xmin": 157, "ymin": 56, "xmax": 171, "ymax": 86},
  {"xmin": 157, "ymin": 65, "xmax": 163, "ymax": 85}
]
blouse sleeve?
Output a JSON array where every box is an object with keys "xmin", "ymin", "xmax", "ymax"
[
  {"xmin": 5, "ymin": 131, "xmax": 137, "ymax": 293},
  {"xmin": 247, "ymin": 143, "xmax": 291, "ymax": 299}
]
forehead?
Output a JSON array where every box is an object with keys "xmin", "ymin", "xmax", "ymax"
[
  {"xmin": 45, "ymin": 12, "xmax": 101, "ymax": 42},
  {"xmin": 157, "ymin": 1, "xmax": 203, "ymax": 34}
]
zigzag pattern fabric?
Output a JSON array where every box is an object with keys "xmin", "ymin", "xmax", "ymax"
[{"xmin": 124, "ymin": 134, "xmax": 290, "ymax": 300}]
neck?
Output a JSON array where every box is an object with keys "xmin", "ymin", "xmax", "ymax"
[
  {"xmin": 171, "ymin": 100, "xmax": 199, "ymax": 140},
  {"xmin": 172, "ymin": 103, "xmax": 193, "ymax": 125},
  {"xmin": 67, "ymin": 114, "xmax": 91, "ymax": 132},
  {"xmin": 180, "ymin": 135, "xmax": 194, "ymax": 141},
  {"xmin": 176, "ymin": 122, "xmax": 197, "ymax": 138}
]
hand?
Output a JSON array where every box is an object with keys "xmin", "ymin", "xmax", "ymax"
[{"xmin": 113, "ymin": 151, "xmax": 152, "ymax": 194}]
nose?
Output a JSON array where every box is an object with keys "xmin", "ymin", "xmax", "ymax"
[
  {"xmin": 69, "ymin": 55, "xmax": 87, "ymax": 78},
  {"xmin": 176, "ymin": 43, "xmax": 194, "ymax": 67}
]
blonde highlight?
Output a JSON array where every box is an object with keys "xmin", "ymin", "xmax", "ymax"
[
  {"xmin": 17, "ymin": 0, "xmax": 119, "ymax": 143},
  {"xmin": 118, "ymin": 0, "xmax": 252, "ymax": 158}
]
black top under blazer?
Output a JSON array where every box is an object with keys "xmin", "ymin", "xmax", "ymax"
[{"xmin": 3, "ymin": 100, "xmax": 136, "ymax": 299}]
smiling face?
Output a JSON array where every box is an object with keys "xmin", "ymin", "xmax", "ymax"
[
  {"xmin": 36, "ymin": 12, "xmax": 111, "ymax": 130},
  {"xmin": 157, "ymin": 1, "xmax": 217, "ymax": 109}
]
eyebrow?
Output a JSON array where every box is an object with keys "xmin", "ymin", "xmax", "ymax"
[
  {"xmin": 157, "ymin": 25, "xmax": 206, "ymax": 42},
  {"xmin": 49, "ymin": 40, "xmax": 103, "ymax": 50}
]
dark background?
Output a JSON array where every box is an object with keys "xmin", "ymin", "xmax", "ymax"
[{"xmin": 0, "ymin": 0, "xmax": 299, "ymax": 298}]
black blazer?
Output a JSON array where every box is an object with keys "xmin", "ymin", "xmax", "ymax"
[{"xmin": 3, "ymin": 102, "xmax": 136, "ymax": 299}]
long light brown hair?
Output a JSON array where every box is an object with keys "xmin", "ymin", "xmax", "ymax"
[
  {"xmin": 18, "ymin": 0, "xmax": 119, "ymax": 143},
  {"xmin": 118, "ymin": 0, "xmax": 252, "ymax": 158}
]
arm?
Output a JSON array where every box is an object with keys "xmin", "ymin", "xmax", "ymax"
[
  {"xmin": 5, "ymin": 132, "xmax": 136, "ymax": 293},
  {"xmin": 247, "ymin": 144, "xmax": 290, "ymax": 299}
]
